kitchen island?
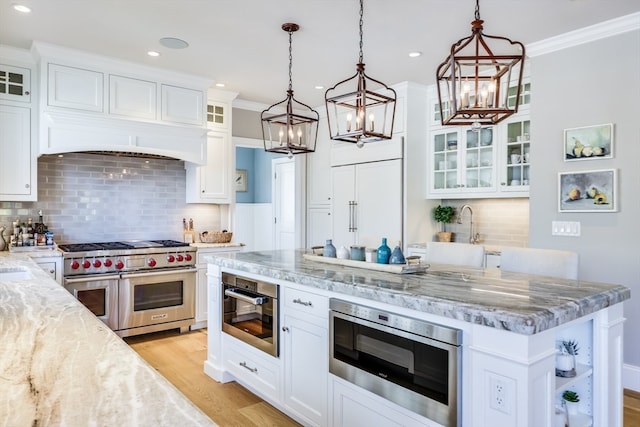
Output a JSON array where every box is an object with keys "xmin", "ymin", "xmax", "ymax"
[
  {"xmin": 0, "ymin": 253, "xmax": 216, "ymax": 427},
  {"xmin": 205, "ymin": 249, "xmax": 630, "ymax": 427}
]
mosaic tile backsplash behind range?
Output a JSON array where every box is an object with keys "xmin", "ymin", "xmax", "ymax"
[{"xmin": 0, "ymin": 153, "xmax": 222, "ymax": 244}]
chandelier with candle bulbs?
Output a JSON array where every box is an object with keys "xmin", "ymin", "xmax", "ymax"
[
  {"xmin": 435, "ymin": 0, "xmax": 525, "ymax": 129},
  {"xmin": 325, "ymin": 0, "xmax": 396, "ymax": 148},
  {"xmin": 262, "ymin": 23, "xmax": 319, "ymax": 158}
]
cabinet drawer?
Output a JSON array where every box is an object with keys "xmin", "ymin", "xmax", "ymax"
[
  {"xmin": 283, "ymin": 287, "xmax": 328, "ymax": 320},
  {"xmin": 223, "ymin": 336, "xmax": 280, "ymax": 398}
]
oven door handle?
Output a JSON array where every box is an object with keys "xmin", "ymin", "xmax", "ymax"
[
  {"xmin": 224, "ymin": 288, "xmax": 270, "ymax": 305},
  {"xmin": 64, "ymin": 274, "xmax": 121, "ymax": 283},
  {"xmin": 120, "ymin": 268, "xmax": 196, "ymax": 279}
]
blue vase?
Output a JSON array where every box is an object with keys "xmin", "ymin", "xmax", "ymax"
[
  {"xmin": 377, "ymin": 238, "xmax": 391, "ymax": 264},
  {"xmin": 323, "ymin": 239, "xmax": 337, "ymax": 258},
  {"xmin": 389, "ymin": 243, "xmax": 406, "ymax": 264}
]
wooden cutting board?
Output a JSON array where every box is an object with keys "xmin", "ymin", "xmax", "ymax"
[{"xmin": 302, "ymin": 253, "xmax": 428, "ymax": 274}]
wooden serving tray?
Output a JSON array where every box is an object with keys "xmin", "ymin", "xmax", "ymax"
[{"xmin": 302, "ymin": 253, "xmax": 428, "ymax": 274}]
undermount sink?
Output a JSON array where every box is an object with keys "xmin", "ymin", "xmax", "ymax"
[{"xmin": 0, "ymin": 268, "xmax": 32, "ymax": 281}]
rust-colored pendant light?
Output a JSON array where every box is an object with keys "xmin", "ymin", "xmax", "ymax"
[
  {"xmin": 436, "ymin": 0, "xmax": 525, "ymax": 129},
  {"xmin": 325, "ymin": 0, "xmax": 396, "ymax": 148},
  {"xmin": 262, "ymin": 23, "xmax": 319, "ymax": 158}
]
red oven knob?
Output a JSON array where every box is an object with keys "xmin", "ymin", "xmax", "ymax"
[
  {"xmin": 104, "ymin": 259, "xmax": 113, "ymax": 267},
  {"xmin": 71, "ymin": 260, "xmax": 80, "ymax": 270},
  {"xmin": 93, "ymin": 259, "xmax": 102, "ymax": 268},
  {"xmin": 115, "ymin": 260, "xmax": 125, "ymax": 270},
  {"xmin": 82, "ymin": 260, "xmax": 91, "ymax": 269},
  {"xmin": 177, "ymin": 254, "xmax": 184, "ymax": 262},
  {"xmin": 148, "ymin": 258, "xmax": 157, "ymax": 267},
  {"xmin": 167, "ymin": 255, "xmax": 175, "ymax": 263},
  {"xmin": 185, "ymin": 254, "xmax": 193, "ymax": 261}
]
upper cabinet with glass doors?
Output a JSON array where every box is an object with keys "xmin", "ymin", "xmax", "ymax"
[
  {"xmin": 427, "ymin": 78, "xmax": 531, "ymax": 199},
  {"xmin": 0, "ymin": 64, "xmax": 31, "ymax": 103}
]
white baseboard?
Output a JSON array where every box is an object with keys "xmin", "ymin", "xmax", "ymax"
[{"xmin": 623, "ymin": 363, "xmax": 640, "ymax": 392}]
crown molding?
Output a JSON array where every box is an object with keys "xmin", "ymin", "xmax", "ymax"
[
  {"xmin": 526, "ymin": 12, "xmax": 640, "ymax": 57},
  {"xmin": 232, "ymin": 98, "xmax": 270, "ymax": 112}
]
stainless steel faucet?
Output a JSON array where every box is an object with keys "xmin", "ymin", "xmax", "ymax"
[{"xmin": 457, "ymin": 204, "xmax": 480, "ymax": 244}]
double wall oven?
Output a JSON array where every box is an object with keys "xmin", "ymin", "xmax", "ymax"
[{"xmin": 59, "ymin": 240, "xmax": 196, "ymax": 337}]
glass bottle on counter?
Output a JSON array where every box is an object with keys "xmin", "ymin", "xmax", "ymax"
[
  {"xmin": 389, "ymin": 242, "xmax": 406, "ymax": 264},
  {"xmin": 323, "ymin": 239, "xmax": 337, "ymax": 258},
  {"xmin": 377, "ymin": 238, "xmax": 391, "ymax": 264}
]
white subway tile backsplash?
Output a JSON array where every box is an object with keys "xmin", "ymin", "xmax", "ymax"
[
  {"xmin": 0, "ymin": 153, "xmax": 222, "ymax": 244},
  {"xmin": 442, "ymin": 198, "xmax": 529, "ymax": 247}
]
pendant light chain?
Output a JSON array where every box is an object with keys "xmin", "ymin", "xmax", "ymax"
[
  {"xmin": 288, "ymin": 28, "xmax": 293, "ymax": 91},
  {"xmin": 358, "ymin": 0, "xmax": 364, "ymax": 63},
  {"xmin": 474, "ymin": 0, "xmax": 480, "ymax": 21}
]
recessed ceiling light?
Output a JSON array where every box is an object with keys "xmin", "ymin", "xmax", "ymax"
[
  {"xmin": 13, "ymin": 4, "xmax": 31, "ymax": 13},
  {"xmin": 159, "ymin": 37, "xmax": 189, "ymax": 49},
  {"xmin": 314, "ymin": 85, "xmax": 325, "ymax": 90},
  {"xmin": 215, "ymin": 83, "xmax": 225, "ymax": 88},
  {"xmin": 409, "ymin": 51, "xmax": 422, "ymax": 58},
  {"xmin": 147, "ymin": 51, "xmax": 161, "ymax": 57}
]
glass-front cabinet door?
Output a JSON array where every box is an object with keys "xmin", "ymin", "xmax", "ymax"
[
  {"xmin": 431, "ymin": 129, "xmax": 460, "ymax": 192},
  {"xmin": 429, "ymin": 127, "xmax": 496, "ymax": 197},
  {"xmin": 464, "ymin": 127, "xmax": 495, "ymax": 191},
  {"xmin": 501, "ymin": 119, "xmax": 530, "ymax": 193}
]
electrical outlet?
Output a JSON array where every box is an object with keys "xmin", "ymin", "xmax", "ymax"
[{"xmin": 490, "ymin": 374, "xmax": 512, "ymax": 414}]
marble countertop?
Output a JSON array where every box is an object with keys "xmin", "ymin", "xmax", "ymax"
[
  {"xmin": 0, "ymin": 253, "xmax": 216, "ymax": 426},
  {"xmin": 190, "ymin": 242, "xmax": 244, "ymax": 249},
  {"xmin": 206, "ymin": 249, "xmax": 630, "ymax": 335}
]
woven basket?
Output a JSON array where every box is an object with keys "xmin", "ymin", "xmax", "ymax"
[{"xmin": 200, "ymin": 231, "xmax": 233, "ymax": 244}]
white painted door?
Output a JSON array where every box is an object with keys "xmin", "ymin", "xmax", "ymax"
[{"xmin": 273, "ymin": 158, "xmax": 296, "ymax": 250}]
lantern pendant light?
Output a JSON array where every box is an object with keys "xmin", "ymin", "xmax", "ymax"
[
  {"xmin": 325, "ymin": 0, "xmax": 396, "ymax": 148},
  {"xmin": 262, "ymin": 23, "xmax": 319, "ymax": 158},
  {"xmin": 435, "ymin": 0, "xmax": 525, "ymax": 128}
]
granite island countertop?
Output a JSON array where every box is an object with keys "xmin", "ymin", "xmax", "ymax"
[
  {"xmin": 206, "ymin": 249, "xmax": 630, "ymax": 335},
  {"xmin": 0, "ymin": 253, "xmax": 216, "ymax": 427}
]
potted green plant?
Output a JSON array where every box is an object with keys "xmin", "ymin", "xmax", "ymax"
[
  {"xmin": 434, "ymin": 205, "xmax": 454, "ymax": 242},
  {"xmin": 562, "ymin": 390, "xmax": 580, "ymax": 416}
]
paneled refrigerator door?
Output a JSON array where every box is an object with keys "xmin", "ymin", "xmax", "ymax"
[
  {"xmin": 331, "ymin": 165, "xmax": 356, "ymax": 248},
  {"xmin": 355, "ymin": 159, "xmax": 402, "ymax": 249}
]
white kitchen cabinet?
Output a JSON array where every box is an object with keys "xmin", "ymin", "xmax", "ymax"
[
  {"xmin": 109, "ymin": 74, "xmax": 156, "ymax": 120},
  {"xmin": 499, "ymin": 118, "xmax": 531, "ymax": 195},
  {"xmin": 186, "ymin": 131, "xmax": 231, "ymax": 203},
  {"xmin": 47, "ymin": 63, "xmax": 104, "ymax": 112},
  {"xmin": 426, "ymin": 77, "xmax": 531, "ymax": 199},
  {"xmin": 0, "ymin": 64, "xmax": 31, "ymax": 103},
  {"xmin": 427, "ymin": 126, "xmax": 498, "ymax": 198},
  {"xmin": 0, "ymin": 104, "xmax": 36, "ymax": 201},
  {"xmin": 281, "ymin": 287, "xmax": 328, "ymax": 426},
  {"xmin": 307, "ymin": 119, "xmax": 332, "ymax": 207},
  {"xmin": 307, "ymin": 208, "xmax": 332, "ymax": 249},
  {"xmin": 331, "ymin": 377, "xmax": 439, "ymax": 427},
  {"xmin": 331, "ymin": 159, "xmax": 402, "ymax": 249},
  {"xmin": 191, "ymin": 245, "xmax": 243, "ymax": 330},
  {"xmin": 161, "ymin": 84, "xmax": 204, "ymax": 126},
  {"xmin": 32, "ymin": 256, "xmax": 62, "ymax": 284},
  {"xmin": 222, "ymin": 333, "xmax": 281, "ymax": 398},
  {"xmin": 206, "ymin": 101, "xmax": 230, "ymax": 130}
]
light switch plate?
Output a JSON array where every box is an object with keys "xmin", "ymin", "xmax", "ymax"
[{"xmin": 552, "ymin": 221, "xmax": 581, "ymax": 236}]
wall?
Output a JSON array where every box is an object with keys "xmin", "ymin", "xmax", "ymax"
[
  {"xmin": 528, "ymin": 28, "xmax": 640, "ymax": 386},
  {"xmin": 0, "ymin": 153, "xmax": 222, "ymax": 244},
  {"xmin": 440, "ymin": 198, "xmax": 529, "ymax": 247}
]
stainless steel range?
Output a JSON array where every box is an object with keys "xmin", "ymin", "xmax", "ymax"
[{"xmin": 59, "ymin": 240, "xmax": 196, "ymax": 337}]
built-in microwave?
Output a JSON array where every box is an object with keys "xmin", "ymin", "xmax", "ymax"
[{"xmin": 330, "ymin": 298, "xmax": 462, "ymax": 427}]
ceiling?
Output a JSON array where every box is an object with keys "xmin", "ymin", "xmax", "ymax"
[{"xmin": 1, "ymin": 0, "xmax": 639, "ymax": 108}]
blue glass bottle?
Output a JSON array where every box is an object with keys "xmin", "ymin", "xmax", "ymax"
[
  {"xmin": 323, "ymin": 239, "xmax": 337, "ymax": 258},
  {"xmin": 377, "ymin": 237, "xmax": 391, "ymax": 264},
  {"xmin": 389, "ymin": 242, "xmax": 406, "ymax": 264}
]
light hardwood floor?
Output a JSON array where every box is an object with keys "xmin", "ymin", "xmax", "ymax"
[
  {"xmin": 125, "ymin": 329, "xmax": 301, "ymax": 427},
  {"xmin": 126, "ymin": 328, "xmax": 640, "ymax": 427}
]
